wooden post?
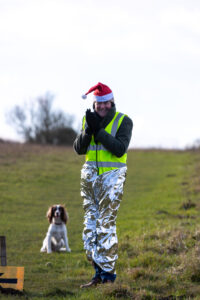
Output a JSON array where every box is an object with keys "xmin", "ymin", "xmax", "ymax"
[{"xmin": 0, "ymin": 236, "xmax": 7, "ymax": 266}]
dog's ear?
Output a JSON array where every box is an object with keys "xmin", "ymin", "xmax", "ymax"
[
  {"xmin": 61, "ymin": 205, "xmax": 68, "ymax": 224},
  {"xmin": 47, "ymin": 206, "xmax": 53, "ymax": 223}
]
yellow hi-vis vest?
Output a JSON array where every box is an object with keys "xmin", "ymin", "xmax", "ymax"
[{"xmin": 83, "ymin": 112, "xmax": 127, "ymax": 175}]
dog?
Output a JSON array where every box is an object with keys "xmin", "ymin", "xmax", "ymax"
[{"xmin": 40, "ymin": 204, "xmax": 71, "ymax": 253}]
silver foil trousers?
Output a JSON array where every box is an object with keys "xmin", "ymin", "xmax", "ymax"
[{"xmin": 81, "ymin": 163, "xmax": 127, "ymax": 273}]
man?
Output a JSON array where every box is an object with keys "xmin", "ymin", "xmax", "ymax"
[{"xmin": 73, "ymin": 82, "xmax": 133, "ymax": 288}]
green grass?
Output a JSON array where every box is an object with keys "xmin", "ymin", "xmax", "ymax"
[{"xmin": 0, "ymin": 143, "xmax": 200, "ymax": 299}]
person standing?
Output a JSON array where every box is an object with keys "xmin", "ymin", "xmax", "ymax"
[{"xmin": 73, "ymin": 82, "xmax": 133, "ymax": 288}]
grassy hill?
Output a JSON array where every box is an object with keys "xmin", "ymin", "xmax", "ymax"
[{"xmin": 0, "ymin": 143, "xmax": 200, "ymax": 299}]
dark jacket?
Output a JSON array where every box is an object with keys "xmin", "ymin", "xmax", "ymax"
[{"xmin": 73, "ymin": 105, "xmax": 133, "ymax": 158}]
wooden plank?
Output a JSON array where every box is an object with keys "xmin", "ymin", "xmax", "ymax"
[
  {"xmin": 0, "ymin": 236, "xmax": 7, "ymax": 266},
  {"xmin": 0, "ymin": 266, "xmax": 24, "ymax": 290}
]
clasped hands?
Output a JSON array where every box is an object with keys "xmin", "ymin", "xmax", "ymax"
[{"xmin": 85, "ymin": 109, "xmax": 101, "ymax": 135}]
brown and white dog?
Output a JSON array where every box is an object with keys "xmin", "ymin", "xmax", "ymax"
[{"xmin": 40, "ymin": 205, "xmax": 71, "ymax": 253}]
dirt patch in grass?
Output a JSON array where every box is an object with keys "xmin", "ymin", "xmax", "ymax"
[{"xmin": 180, "ymin": 199, "xmax": 196, "ymax": 210}]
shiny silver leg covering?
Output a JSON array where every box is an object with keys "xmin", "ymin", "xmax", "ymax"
[{"xmin": 81, "ymin": 163, "xmax": 127, "ymax": 273}]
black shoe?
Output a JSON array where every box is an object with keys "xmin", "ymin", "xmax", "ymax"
[{"xmin": 80, "ymin": 277, "xmax": 102, "ymax": 288}]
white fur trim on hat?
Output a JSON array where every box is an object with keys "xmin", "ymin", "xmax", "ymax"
[{"xmin": 94, "ymin": 92, "xmax": 114, "ymax": 102}]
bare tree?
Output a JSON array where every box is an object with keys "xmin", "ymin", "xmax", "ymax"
[{"xmin": 7, "ymin": 93, "xmax": 77, "ymax": 145}]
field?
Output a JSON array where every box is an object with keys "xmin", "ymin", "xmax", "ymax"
[{"xmin": 0, "ymin": 142, "xmax": 200, "ymax": 299}]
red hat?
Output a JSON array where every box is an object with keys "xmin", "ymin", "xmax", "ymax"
[{"xmin": 82, "ymin": 82, "xmax": 114, "ymax": 102}]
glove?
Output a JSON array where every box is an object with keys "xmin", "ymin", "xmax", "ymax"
[
  {"xmin": 85, "ymin": 109, "xmax": 93, "ymax": 135},
  {"xmin": 85, "ymin": 126, "xmax": 93, "ymax": 135},
  {"xmin": 85, "ymin": 109, "xmax": 101, "ymax": 134}
]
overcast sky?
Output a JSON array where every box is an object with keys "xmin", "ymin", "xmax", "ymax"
[{"xmin": 0, "ymin": 0, "xmax": 200, "ymax": 149}]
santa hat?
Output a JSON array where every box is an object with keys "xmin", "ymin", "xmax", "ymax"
[{"xmin": 82, "ymin": 82, "xmax": 114, "ymax": 102}]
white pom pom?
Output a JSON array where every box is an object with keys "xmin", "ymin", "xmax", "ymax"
[{"xmin": 82, "ymin": 94, "xmax": 87, "ymax": 99}]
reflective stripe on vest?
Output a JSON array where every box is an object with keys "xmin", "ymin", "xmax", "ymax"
[
  {"xmin": 111, "ymin": 112, "xmax": 123, "ymax": 136},
  {"xmin": 86, "ymin": 161, "xmax": 126, "ymax": 168},
  {"xmin": 87, "ymin": 144, "xmax": 106, "ymax": 151}
]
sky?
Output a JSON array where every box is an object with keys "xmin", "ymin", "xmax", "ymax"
[{"xmin": 0, "ymin": 0, "xmax": 200, "ymax": 149}]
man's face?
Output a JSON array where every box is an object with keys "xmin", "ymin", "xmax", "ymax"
[{"xmin": 94, "ymin": 101, "xmax": 112, "ymax": 118}]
